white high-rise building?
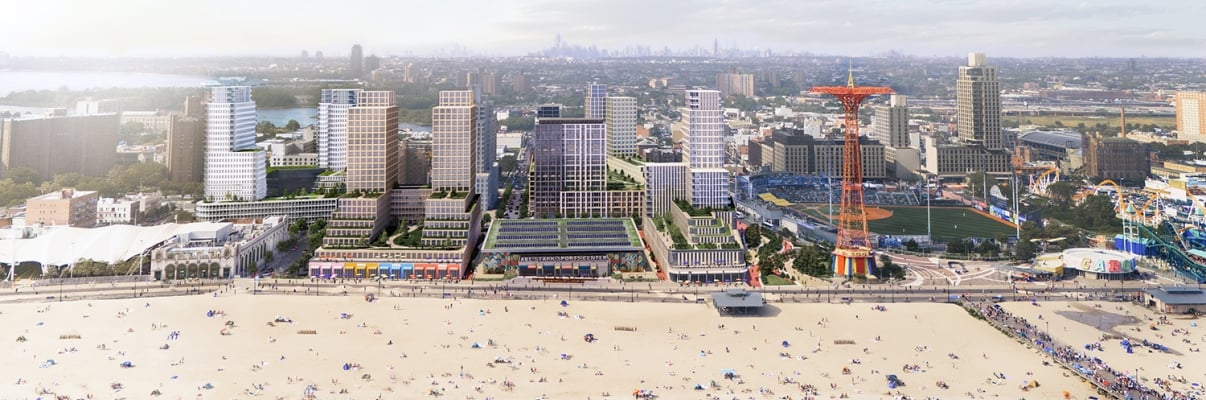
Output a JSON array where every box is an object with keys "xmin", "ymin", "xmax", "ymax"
[
  {"xmin": 317, "ymin": 88, "xmax": 361, "ymax": 170},
  {"xmin": 585, "ymin": 83, "xmax": 606, "ymax": 119},
  {"xmin": 681, "ymin": 89, "xmax": 730, "ymax": 209},
  {"xmin": 203, "ymin": 86, "xmax": 266, "ymax": 202},
  {"xmin": 874, "ymin": 95, "xmax": 909, "ymax": 148},
  {"xmin": 605, "ymin": 96, "xmax": 637, "ymax": 157}
]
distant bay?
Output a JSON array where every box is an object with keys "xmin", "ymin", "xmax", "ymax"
[{"xmin": 0, "ymin": 70, "xmax": 210, "ymax": 97}]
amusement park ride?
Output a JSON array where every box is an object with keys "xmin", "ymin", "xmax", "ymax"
[{"xmin": 810, "ymin": 69, "xmax": 892, "ymax": 278}]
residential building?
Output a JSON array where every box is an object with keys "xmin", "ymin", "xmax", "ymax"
[
  {"xmin": 167, "ymin": 96, "xmax": 205, "ymax": 184},
  {"xmin": 0, "ymin": 114, "xmax": 118, "ymax": 180},
  {"xmin": 1176, "ymin": 91, "xmax": 1206, "ymax": 143},
  {"xmin": 529, "ymin": 118, "xmax": 607, "ymax": 217},
  {"xmin": 605, "ymin": 96, "xmax": 638, "ymax": 157},
  {"xmin": 763, "ymin": 131, "xmax": 887, "ymax": 179},
  {"xmin": 364, "ymin": 55, "xmax": 380, "ymax": 73},
  {"xmin": 716, "ymin": 72, "xmax": 755, "ymax": 98},
  {"xmin": 420, "ymin": 90, "xmax": 482, "ymax": 264},
  {"xmin": 925, "ymin": 53, "xmax": 1011, "ymax": 178},
  {"xmin": 75, "ymin": 99, "xmax": 120, "ymax": 115},
  {"xmin": 682, "ymin": 89, "xmax": 731, "ymax": 209},
  {"xmin": 26, "ymin": 188, "xmax": 99, "ymax": 227},
  {"xmin": 398, "ymin": 137, "xmax": 431, "ymax": 186},
  {"xmin": 643, "ymin": 162, "xmax": 688, "ymax": 217},
  {"xmin": 585, "ymin": 83, "xmax": 607, "ymax": 119},
  {"xmin": 481, "ymin": 72, "xmax": 501, "ymax": 96},
  {"xmin": 873, "ymin": 95, "xmax": 909, "ymax": 148},
  {"xmin": 97, "ymin": 197, "xmax": 141, "ymax": 225},
  {"xmin": 203, "ymin": 86, "xmax": 266, "ymax": 202},
  {"xmin": 323, "ymin": 91, "xmax": 399, "ymax": 248},
  {"xmin": 317, "ymin": 88, "xmax": 362, "ymax": 170},
  {"xmin": 1084, "ymin": 134, "xmax": 1148, "ymax": 183},
  {"xmin": 958, "ymin": 52, "xmax": 1003, "ymax": 150},
  {"xmin": 195, "ymin": 197, "xmax": 337, "ymax": 222},
  {"xmin": 537, "ymin": 104, "xmax": 561, "ymax": 119},
  {"xmin": 120, "ymin": 110, "xmax": 172, "ymax": 133},
  {"xmin": 349, "ymin": 44, "xmax": 363, "ymax": 77},
  {"xmin": 473, "ymin": 88, "xmax": 499, "ymax": 209}
]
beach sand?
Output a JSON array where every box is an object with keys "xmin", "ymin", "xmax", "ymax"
[
  {"xmin": 1000, "ymin": 299, "xmax": 1206, "ymax": 395},
  {"xmin": 0, "ymin": 291, "xmax": 1100, "ymax": 399}
]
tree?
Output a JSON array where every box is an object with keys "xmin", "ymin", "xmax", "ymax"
[
  {"xmin": 1047, "ymin": 181, "xmax": 1077, "ymax": 208},
  {"xmin": 6, "ymin": 167, "xmax": 42, "ymax": 185},
  {"xmin": 903, "ymin": 239, "xmax": 920, "ymax": 252},
  {"xmin": 285, "ymin": 120, "xmax": 301, "ymax": 131}
]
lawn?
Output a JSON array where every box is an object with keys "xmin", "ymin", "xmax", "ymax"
[
  {"xmin": 868, "ymin": 206, "xmax": 1016, "ymax": 241},
  {"xmin": 792, "ymin": 205, "xmax": 1016, "ymax": 241},
  {"xmin": 763, "ymin": 275, "xmax": 796, "ymax": 286}
]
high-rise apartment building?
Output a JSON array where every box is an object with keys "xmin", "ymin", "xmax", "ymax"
[
  {"xmin": 874, "ymin": 95, "xmax": 909, "ymax": 148},
  {"xmin": 363, "ymin": 55, "xmax": 380, "ymax": 73},
  {"xmin": 317, "ymin": 89, "xmax": 362, "ymax": 170},
  {"xmin": 530, "ymin": 118, "xmax": 606, "ymax": 216},
  {"xmin": 345, "ymin": 91, "xmax": 399, "ymax": 192},
  {"xmin": 536, "ymin": 104, "xmax": 562, "ymax": 119},
  {"xmin": 512, "ymin": 73, "xmax": 530, "ymax": 93},
  {"xmin": 605, "ymin": 96, "xmax": 638, "ymax": 157},
  {"xmin": 716, "ymin": 72, "xmax": 755, "ymax": 98},
  {"xmin": 1176, "ymin": 91, "xmax": 1206, "ymax": 143},
  {"xmin": 957, "ymin": 53, "xmax": 1002, "ymax": 150},
  {"xmin": 682, "ymin": 89, "xmax": 730, "ymax": 209},
  {"xmin": 585, "ymin": 83, "xmax": 606, "ymax": 119},
  {"xmin": 349, "ymin": 44, "xmax": 363, "ymax": 77},
  {"xmin": 167, "ymin": 96, "xmax": 205, "ymax": 184},
  {"xmin": 473, "ymin": 88, "xmax": 499, "ymax": 209},
  {"xmin": 323, "ymin": 91, "xmax": 399, "ymax": 248},
  {"xmin": 203, "ymin": 86, "xmax": 266, "ymax": 202},
  {"xmin": 1, "ymin": 114, "xmax": 118, "ymax": 180},
  {"xmin": 424, "ymin": 90, "xmax": 482, "ymax": 248},
  {"xmin": 481, "ymin": 73, "xmax": 501, "ymax": 96}
]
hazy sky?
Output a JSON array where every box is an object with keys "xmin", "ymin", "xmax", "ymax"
[{"xmin": 4, "ymin": 0, "xmax": 1204, "ymax": 58}]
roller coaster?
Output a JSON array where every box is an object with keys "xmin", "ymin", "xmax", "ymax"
[{"xmin": 1125, "ymin": 220, "xmax": 1206, "ymax": 283}]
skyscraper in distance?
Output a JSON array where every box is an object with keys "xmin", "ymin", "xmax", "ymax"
[
  {"xmin": 350, "ymin": 44, "xmax": 363, "ymax": 77},
  {"xmin": 203, "ymin": 86, "xmax": 265, "ymax": 201},
  {"xmin": 317, "ymin": 88, "xmax": 362, "ymax": 170}
]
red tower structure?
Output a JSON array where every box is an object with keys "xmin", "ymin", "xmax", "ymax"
[{"xmin": 810, "ymin": 72, "xmax": 892, "ymax": 278}]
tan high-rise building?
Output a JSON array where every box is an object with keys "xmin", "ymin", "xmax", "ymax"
[
  {"xmin": 1176, "ymin": 91, "xmax": 1206, "ymax": 143},
  {"xmin": 345, "ymin": 91, "xmax": 399, "ymax": 192},
  {"xmin": 25, "ymin": 188, "xmax": 99, "ymax": 227},
  {"xmin": 167, "ymin": 96, "xmax": 205, "ymax": 184},
  {"xmin": 957, "ymin": 53, "xmax": 1002, "ymax": 150},
  {"xmin": 0, "ymin": 114, "xmax": 118, "ymax": 180},
  {"xmin": 716, "ymin": 72, "xmax": 755, "ymax": 98},
  {"xmin": 423, "ymin": 90, "xmax": 482, "ymax": 249},
  {"xmin": 431, "ymin": 90, "xmax": 477, "ymax": 193}
]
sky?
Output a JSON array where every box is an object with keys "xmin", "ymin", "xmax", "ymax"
[{"xmin": 3, "ymin": 0, "xmax": 1204, "ymax": 58}]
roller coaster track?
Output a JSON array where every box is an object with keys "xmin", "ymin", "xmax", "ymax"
[{"xmin": 1129, "ymin": 221, "xmax": 1206, "ymax": 283}]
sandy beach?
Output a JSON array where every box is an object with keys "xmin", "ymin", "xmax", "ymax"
[{"xmin": 1, "ymin": 288, "xmax": 1104, "ymax": 399}]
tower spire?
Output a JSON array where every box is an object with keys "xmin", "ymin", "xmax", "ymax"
[{"xmin": 847, "ymin": 61, "xmax": 855, "ymax": 88}]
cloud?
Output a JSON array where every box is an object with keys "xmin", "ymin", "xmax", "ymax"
[{"xmin": 0, "ymin": 0, "xmax": 1201, "ymax": 57}]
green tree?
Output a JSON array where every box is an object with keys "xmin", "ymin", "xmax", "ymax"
[
  {"xmin": 6, "ymin": 167, "xmax": 42, "ymax": 185},
  {"xmin": 285, "ymin": 120, "xmax": 301, "ymax": 131},
  {"xmin": 1046, "ymin": 181, "xmax": 1077, "ymax": 208}
]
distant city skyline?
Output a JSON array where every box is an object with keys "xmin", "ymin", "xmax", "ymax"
[{"xmin": 3, "ymin": 0, "xmax": 1205, "ymax": 58}]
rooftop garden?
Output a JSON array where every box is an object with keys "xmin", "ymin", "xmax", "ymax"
[
  {"xmin": 430, "ymin": 190, "xmax": 470, "ymax": 200},
  {"xmin": 674, "ymin": 199, "xmax": 720, "ymax": 217}
]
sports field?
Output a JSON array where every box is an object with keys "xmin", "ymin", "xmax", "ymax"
[
  {"xmin": 869, "ymin": 206, "xmax": 1016, "ymax": 241},
  {"xmin": 795, "ymin": 205, "xmax": 1016, "ymax": 241}
]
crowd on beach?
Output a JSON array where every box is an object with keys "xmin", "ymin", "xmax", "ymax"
[{"xmin": 977, "ymin": 300, "xmax": 1200, "ymax": 400}]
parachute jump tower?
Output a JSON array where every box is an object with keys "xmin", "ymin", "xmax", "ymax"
[{"xmin": 810, "ymin": 70, "xmax": 893, "ymax": 278}]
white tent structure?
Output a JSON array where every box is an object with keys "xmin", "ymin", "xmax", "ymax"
[{"xmin": 0, "ymin": 222, "xmax": 231, "ymax": 274}]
